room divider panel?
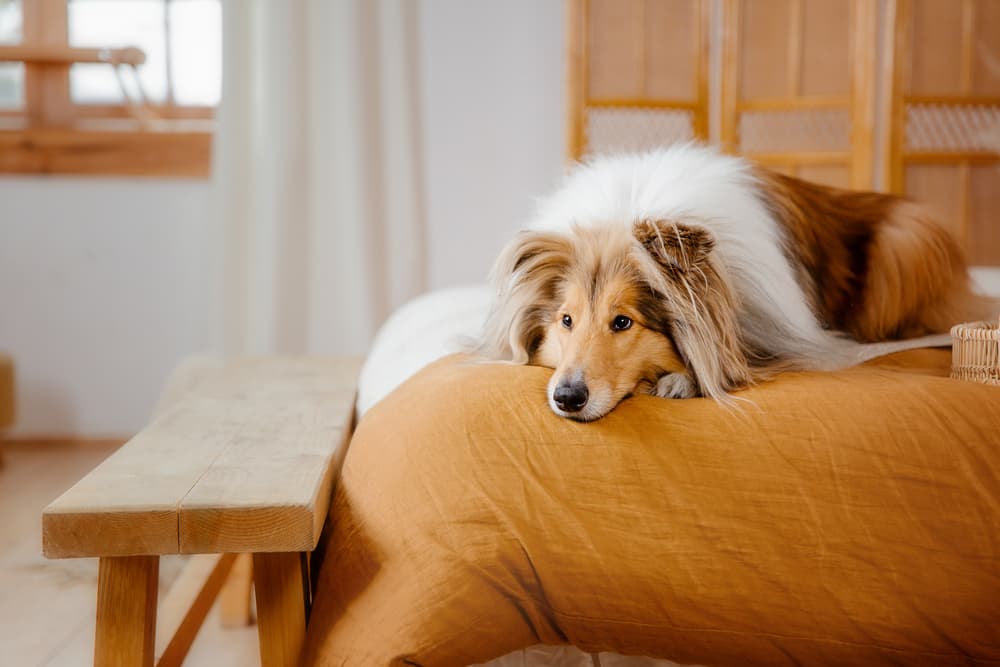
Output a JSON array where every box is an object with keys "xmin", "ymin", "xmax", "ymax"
[
  {"xmin": 565, "ymin": 0, "xmax": 711, "ymax": 159},
  {"xmin": 885, "ymin": 0, "xmax": 1000, "ymax": 266},
  {"xmin": 566, "ymin": 0, "xmax": 999, "ymax": 265}
]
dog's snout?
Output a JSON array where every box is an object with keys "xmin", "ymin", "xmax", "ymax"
[{"xmin": 553, "ymin": 381, "xmax": 589, "ymax": 413}]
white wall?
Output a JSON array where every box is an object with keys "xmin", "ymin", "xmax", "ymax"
[
  {"xmin": 0, "ymin": 179, "xmax": 214, "ymax": 436},
  {"xmin": 419, "ymin": 0, "xmax": 566, "ymax": 289}
]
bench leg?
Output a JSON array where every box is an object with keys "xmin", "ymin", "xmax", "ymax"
[
  {"xmin": 220, "ymin": 553, "xmax": 254, "ymax": 627},
  {"xmin": 253, "ymin": 552, "xmax": 308, "ymax": 667},
  {"xmin": 95, "ymin": 555, "xmax": 159, "ymax": 667}
]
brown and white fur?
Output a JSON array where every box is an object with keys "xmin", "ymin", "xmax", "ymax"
[{"xmin": 478, "ymin": 144, "xmax": 998, "ymax": 421}]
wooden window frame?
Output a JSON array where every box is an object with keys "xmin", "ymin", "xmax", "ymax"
[{"xmin": 0, "ymin": 0, "xmax": 214, "ymax": 177}]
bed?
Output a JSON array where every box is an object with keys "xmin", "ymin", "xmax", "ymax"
[{"xmin": 299, "ymin": 281, "xmax": 1000, "ymax": 667}]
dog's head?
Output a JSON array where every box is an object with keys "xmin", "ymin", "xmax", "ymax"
[{"xmin": 480, "ymin": 219, "xmax": 751, "ymax": 420}]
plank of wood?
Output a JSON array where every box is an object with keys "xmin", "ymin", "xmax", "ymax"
[
  {"xmin": 0, "ymin": 353, "xmax": 13, "ymax": 430},
  {"xmin": 253, "ymin": 552, "xmax": 308, "ymax": 667},
  {"xmin": 850, "ymin": 0, "xmax": 879, "ymax": 190},
  {"xmin": 0, "ymin": 45, "xmax": 146, "ymax": 66},
  {"xmin": 565, "ymin": 0, "xmax": 586, "ymax": 160},
  {"xmin": 43, "ymin": 357, "xmax": 362, "ymax": 559},
  {"xmin": 220, "ymin": 553, "xmax": 255, "ymax": 628},
  {"xmin": 177, "ymin": 358, "xmax": 361, "ymax": 554},
  {"xmin": 42, "ymin": 398, "xmax": 253, "ymax": 558},
  {"xmin": 155, "ymin": 553, "xmax": 237, "ymax": 667},
  {"xmin": 0, "ymin": 127, "xmax": 212, "ymax": 178},
  {"xmin": 95, "ymin": 556, "xmax": 159, "ymax": 667}
]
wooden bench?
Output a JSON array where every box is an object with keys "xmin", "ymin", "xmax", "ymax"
[{"xmin": 42, "ymin": 357, "xmax": 363, "ymax": 667}]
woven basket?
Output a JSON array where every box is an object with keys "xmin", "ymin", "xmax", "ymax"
[{"xmin": 950, "ymin": 317, "xmax": 1000, "ymax": 386}]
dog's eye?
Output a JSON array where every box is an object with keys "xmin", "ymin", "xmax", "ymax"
[
  {"xmin": 611, "ymin": 315, "xmax": 632, "ymax": 332},
  {"xmin": 562, "ymin": 314, "xmax": 573, "ymax": 329}
]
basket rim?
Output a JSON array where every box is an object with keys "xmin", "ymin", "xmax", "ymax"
[{"xmin": 950, "ymin": 320, "xmax": 1000, "ymax": 339}]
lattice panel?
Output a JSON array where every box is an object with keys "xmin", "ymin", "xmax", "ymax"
[
  {"xmin": 905, "ymin": 104, "xmax": 1000, "ymax": 152},
  {"xmin": 585, "ymin": 108, "xmax": 694, "ymax": 155},
  {"xmin": 738, "ymin": 109, "xmax": 852, "ymax": 153}
]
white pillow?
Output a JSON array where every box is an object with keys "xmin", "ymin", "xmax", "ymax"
[{"xmin": 357, "ymin": 285, "xmax": 493, "ymax": 417}]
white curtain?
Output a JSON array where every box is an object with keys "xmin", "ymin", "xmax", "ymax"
[{"xmin": 211, "ymin": 0, "xmax": 428, "ymax": 357}]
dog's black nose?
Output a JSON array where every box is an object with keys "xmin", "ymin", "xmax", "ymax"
[{"xmin": 553, "ymin": 381, "xmax": 589, "ymax": 412}]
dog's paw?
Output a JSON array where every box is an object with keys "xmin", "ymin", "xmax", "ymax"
[{"xmin": 654, "ymin": 372, "xmax": 698, "ymax": 399}]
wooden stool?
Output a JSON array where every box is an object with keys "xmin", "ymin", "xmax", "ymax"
[
  {"xmin": 42, "ymin": 358, "xmax": 362, "ymax": 667},
  {"xmin": 0, "ymin": 353, "xmax": 14, "ymax": 466}
]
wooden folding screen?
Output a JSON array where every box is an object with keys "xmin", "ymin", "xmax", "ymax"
[
  {"xmin": 719, "ymin": 0, "xmax": 878, "ymax": 189},
  {"xmin": 566, "ymin": 0, "xmax": 997, "ymax": 264},
  {"xmin": 566, "ymin": 0, "xmax": 710, "ymax": 160},
  {"xmin": 885, "ymin": 0, "xmax": 1000, "ymax": 265}
]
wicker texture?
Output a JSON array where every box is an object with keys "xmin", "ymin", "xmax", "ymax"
[
  {"xmin": 906, "ymin": 104, "xmax": 1000, "ymax": 153},
  {"xmin": 738, "ymin": 109, "xmax": 851, "ymax": 153},
  {"xmin": 585, "ymin": 108, "xmax": 694, "ymax": 155},
  {"xmin": 951, "ymin": 318, "xmax": 1000, "ymax": 386}
]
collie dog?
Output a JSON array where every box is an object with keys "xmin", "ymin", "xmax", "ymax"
[{"xmin": 478, "ymin": 144, "xmax": 998, "ymax": 421}]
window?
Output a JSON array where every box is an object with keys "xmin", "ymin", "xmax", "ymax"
[{"xmin": 0, "ymin": 0, "xmax": 221, "ymax": 177}]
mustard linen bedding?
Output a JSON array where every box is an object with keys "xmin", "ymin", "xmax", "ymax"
[{"xmin": 303, "ymin": 349, "xmax": 1000, "ymax": 666}]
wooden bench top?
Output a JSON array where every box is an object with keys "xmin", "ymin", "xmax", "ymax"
[{"xmin": 43, "ymin": 357, "xmax": 363, "ymax": 559}]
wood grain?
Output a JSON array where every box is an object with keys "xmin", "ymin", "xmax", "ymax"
[
  {"xmin": 43, "ymin": 357, "xmax": 362, "ymax": 559},
  {"xmin": 22, "ymin": 0, "xmax": 71, "ymax": 127},
  {"xmin": 94, "ymin": 556, "xmax": 159, "ymax": 667},
  {"xmin": 720, "ymin": 0, "xmax": 741, "ymax": 152},
  {"xmin": 253, "ymin": 552, "xmax": 308, "ymax": 667},
  {"xmin": 177, "ymin": 359, "xmax": 360, "ymax": 554},
  {"xmin": 850, "ymin": 0, "xmax": 878, "ymax": 189},
  {"xmin": 0, "ymin": 126, "xmax": 212, "ymax": 178},
  {"xmin": 565, "ymin": 0, "xmax": 587, "ymax": 160}
]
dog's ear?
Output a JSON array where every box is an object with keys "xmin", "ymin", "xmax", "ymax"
[
  {"xmin": 633, "ymin": 219, "xmax": 715, "ymax": 273},
  {"xmin": 633, "ymin": 219, "xmax": 752, "ymax": 402},
  {"xmin": 478, "ymin": 230, "xmax": 573, "ymax": 363}
]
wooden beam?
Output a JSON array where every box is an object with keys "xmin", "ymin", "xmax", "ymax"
[
  {"xmin": 746, "ymin": 151, "xmax": 852, "ymax": 166},
  {"xmin": 886, "ymin": 0, "xmax": 910, "ymax": 194},
  {"xmin": 0, "ymin": 353, "xmax": 14, "ymax": 430},
  {"xmin": 0, "ymin": 45, "xmax": 146, "ymax": 66},
  {"xmin": 905, "ymin": 151, "xmax": 1000, "ymax": 164},
  {"xmin": 587, "ymin": 97, "xmax": 701, "ymax": 110},
  {"xmin": 693, "ymin": 0, "xmax": 711, "ymax": 140},
  {"xmin": 220, "ymin": 553, "xmax": 255, "ymax": 628},
  {"xmin": 0, "ymin": 126, "xmax": 212, "ymax": 178},
  {"xmin": 95, "ymin": 556, "xmax": 159, "ymax": 667},
  {"xmin": 850, "ymin": 0, "xmax": 879, "ymax": 190},
  {"xmin": 736, "ymin": 95, "xmax": 852, "ymax": 111},
  {"xmin": 254, "ymin": 552, "xmax": 309, "ymax": 667},
  {"xmin": 565, "ymin": 0, "xmax": 587, "ymax": 161},
  {"xmin": 22, "ymin": 0, "xmax": 71, "ymax": 127},
  {"xmin": 719, "ymin": 0, "xmax": 741, "ymax": 153},
  {"xmin": 904, "ymin": 94, "xmax": 1000, "ymax": 107}
]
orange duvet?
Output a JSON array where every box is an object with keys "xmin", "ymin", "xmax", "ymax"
[{"xmin": 303, "ymin": 349, "xmax": 1000, "ymax": 666}]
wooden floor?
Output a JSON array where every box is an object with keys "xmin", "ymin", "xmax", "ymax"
[{"xmin": 0, "ymin": 440, "xmax": 259, "ymax": 666}]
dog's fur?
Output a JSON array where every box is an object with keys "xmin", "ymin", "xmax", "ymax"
[{"xmin": 478, "ymin": 144, "xmax": 998, "ymax": 421}]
